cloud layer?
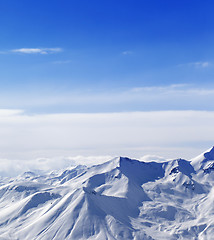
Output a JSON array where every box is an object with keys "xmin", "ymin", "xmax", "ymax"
[{"xmin": 0, "ymin": 109, "xmax": 213, "ymax": 176}]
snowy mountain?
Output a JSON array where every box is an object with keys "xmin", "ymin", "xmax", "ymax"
[{"xmin": 1, "ymin": 148, "xmax": 214, "ymax": 239}]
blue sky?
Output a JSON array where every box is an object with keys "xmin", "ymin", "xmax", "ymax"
[
  {"xmin": 0, "ymin": 0, "xmax": 214, "ymax": 113},
  {"xmin": 0, "ymin": 0, "xmax": 214, "ymax": 170}
]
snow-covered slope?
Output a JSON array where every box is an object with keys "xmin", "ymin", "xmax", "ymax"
[{"xmin": 1, "ymin": 149, "xmax": 214, "ymax": 239}]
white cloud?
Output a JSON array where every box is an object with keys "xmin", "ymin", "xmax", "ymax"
[
  {"xmin": 0, "ymin": 109, "xmax": 24, "ymax": 116},
  {"xmin": 130, "ymin": 84, "xmax": 191, "ymax": 92},
  {"xmin": 178, "ymin": 61, "xmax": 211, "ymax": 68},
  {"xmin": 0, "ymin": 155, "xmax": 113, "ymax": 177},
  {"xmin": 191, "ymin": 61, "xmax": 210, "ymax": 68},
  {"xmin": 125, "ymin": 84, "xmax": 214, "ymax": 109},
  {"xmin": 11, "ymin": 48, "xmax": 62, "ymax": 54},
  {"xmin": 139, "ymin": 155, "xmax": 167, "ymax": 163},
  {"xmin": 122, "ymin": 50, "xmax": 133, "ymax": 55},
  {"xmin": 0, "ymin": 110, "xmax": 213, "ymax": 177}
]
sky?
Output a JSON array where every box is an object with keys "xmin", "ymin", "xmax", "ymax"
[{"xmin": 0, "ymin": 0, "xmax": 214, "ymax": 175}]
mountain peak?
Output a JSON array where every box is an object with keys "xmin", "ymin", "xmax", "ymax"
[
  {"xmin": 191, "ymin": 146, "xmax": 214, "ymax": 171},
  {"xmin": 204, "ymin": 146, "xmax": 214, "ymax": 160}
]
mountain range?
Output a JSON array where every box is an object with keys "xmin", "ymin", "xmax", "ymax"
[{"xmin": 0, "ymin": 148, "xmax": 214, "ymax": 239}]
